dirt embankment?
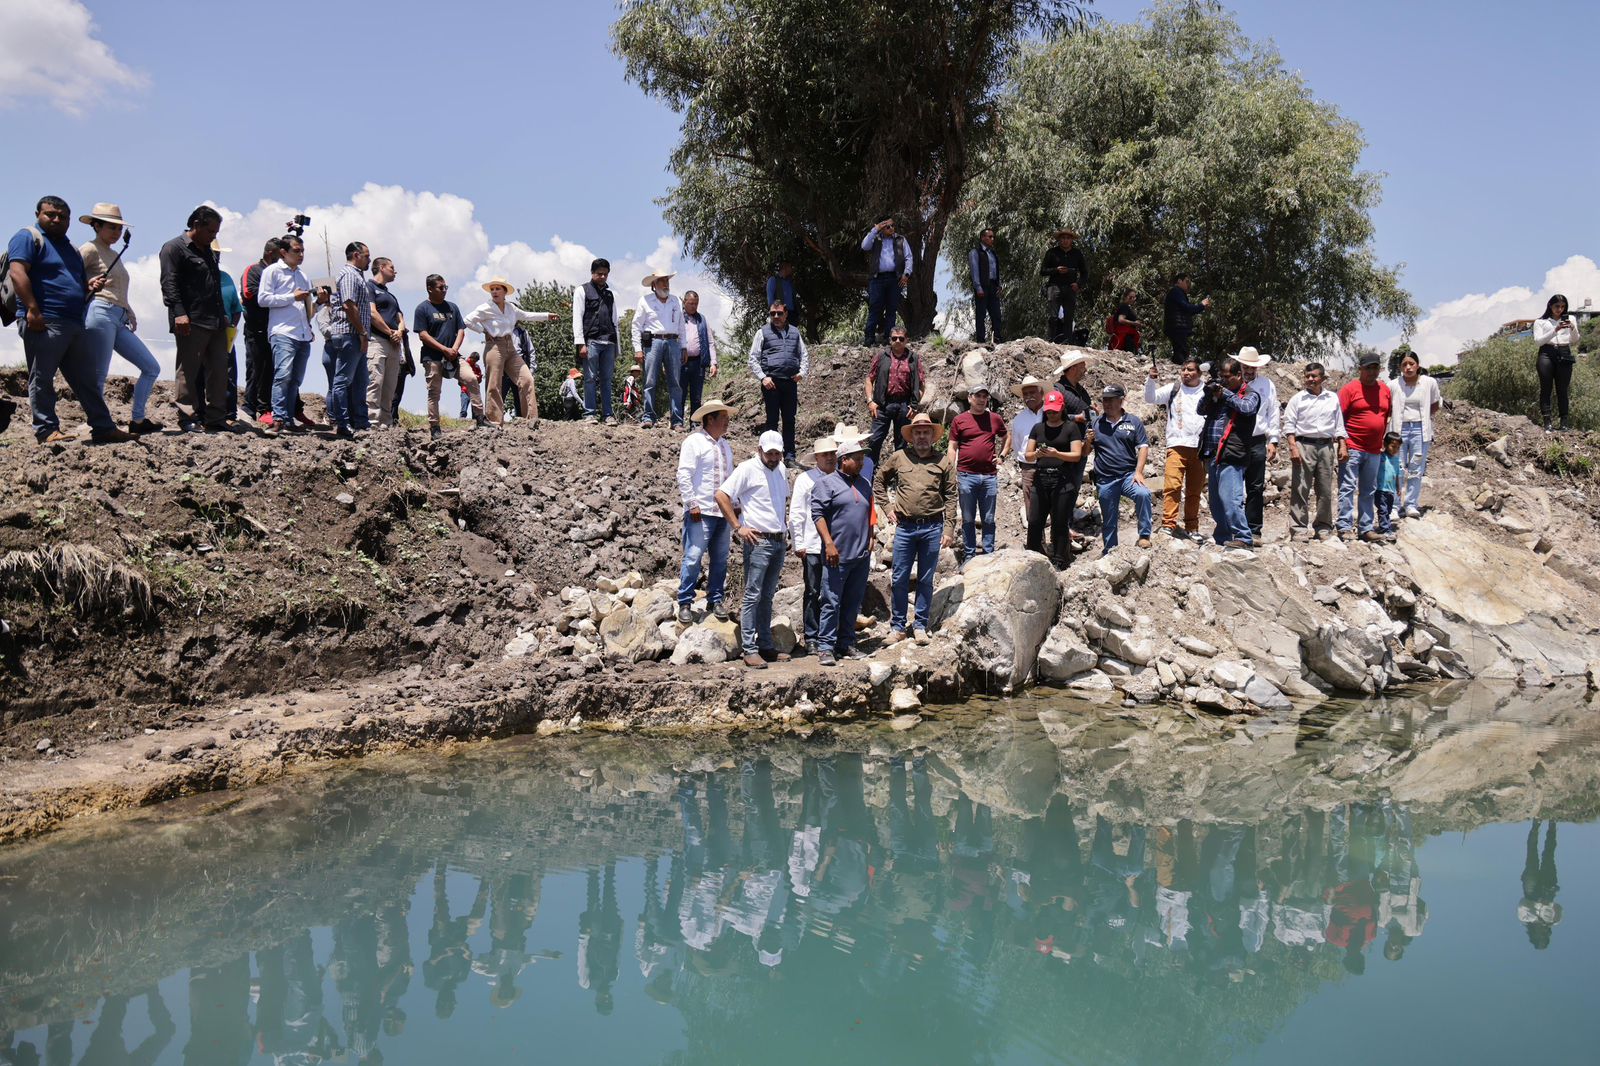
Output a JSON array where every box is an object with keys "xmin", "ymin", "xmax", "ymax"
[{"xmin": 2, "ymin": 341, "xmax": 1598, "ymax": 841}]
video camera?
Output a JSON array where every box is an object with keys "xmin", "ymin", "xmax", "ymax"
[{"xmin": 285, "ymin": 214, "xmax": 312, "ymax": 238}]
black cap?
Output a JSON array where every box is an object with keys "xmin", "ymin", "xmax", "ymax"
[
  {"xmin": 1101, "ymin": 383, "xmax": 1126, "ymax": 399},
  {"xmin": 1358, "ymin": 350, "xmax": 1381, "ymax": 366}
]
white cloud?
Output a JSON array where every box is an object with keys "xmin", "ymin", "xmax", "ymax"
[
  {"xmin": 1382, "ymin": 255, "xmax": 1600, "ymax": 365},
  {"xmin": 0, "ymin": 183, "xmax": 733, "ymax": 413},
  {"xmin": 0, "ymin": 0, "xmax": 145, "ymax": 116}
]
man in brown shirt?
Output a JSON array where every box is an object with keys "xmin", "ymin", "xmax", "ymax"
[{"xmin": 875, "ymin": 412, "xmax": 956, "ymax": 645}]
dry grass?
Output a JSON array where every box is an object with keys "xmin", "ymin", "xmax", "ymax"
[{"xmin": 0, "ymin": 544, "xmax": 154, "ymax": 621}]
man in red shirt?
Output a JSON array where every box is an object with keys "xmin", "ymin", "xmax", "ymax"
[
  {"xmin": 863, "ymin": 327, "xmax": 926, "ymax": 463},
  {"xmin": 947, "ymin": 385, "xmax": 1009, "ymax": 560},
  {"xmin": 1337, "ymin": 351, "xmax": 1392, "ymax": 542}
]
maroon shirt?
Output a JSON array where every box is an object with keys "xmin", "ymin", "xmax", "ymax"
[
  {"xmin": 868, "ymin": 350, "xmax": 925, "ymax": 401},
  {"xmin": 951, "ymin": 410, "xmax": 1005, "ymax": 475}
]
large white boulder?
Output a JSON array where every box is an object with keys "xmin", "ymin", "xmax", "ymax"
[{"xmin": 932, "ymin": 549, "xmax": 1062, "ymax": 692}]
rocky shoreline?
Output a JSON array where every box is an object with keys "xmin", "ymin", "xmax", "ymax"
[{"xmin": 2, "ymin": 340, "xmax": 1598, "ymax": 843}]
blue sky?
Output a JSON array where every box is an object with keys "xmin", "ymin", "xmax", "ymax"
[{"xmin": 1, "ymin": 0, "xmax": 1595, "ymax": 385}]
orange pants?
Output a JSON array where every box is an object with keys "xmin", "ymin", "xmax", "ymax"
[{"xmin": 1162, "ymin": 445, "xmax": 1206, "ymax": 532}]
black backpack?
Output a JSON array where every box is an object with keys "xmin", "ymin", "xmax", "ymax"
[{"xmin": 0, "ymin": 228, "xmax": 43, "ymax": 327}]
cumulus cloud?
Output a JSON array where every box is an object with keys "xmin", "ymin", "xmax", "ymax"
[
  {"xmin": 0, "ymin": 183, "xmax": 732, "ymax": 412},
  {"xmin": 1382, "ymin": 255, "xmax": 1600, "ymax": 365},
  {"xmin": 0, "ymin": 0, "xmax": 146, "ymax": 115}
]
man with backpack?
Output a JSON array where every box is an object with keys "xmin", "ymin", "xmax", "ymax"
[{"xmin": 5, "ymin": 196, "xmax": 131, "ymax": 444}]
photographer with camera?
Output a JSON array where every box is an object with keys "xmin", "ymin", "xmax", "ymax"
[
  {"xmin": 1196, "ymin": 357, "xmax": 1261, "ymax": 548},
  {"xmin": 413, "ymin": 275, "xmax": 482, "ymax": 440},
  {"xmin": 1533, "ymin": 294, "xmax": 1581, "ymax": 433},
  {"xmin": 863, "ymin": 327, "xmax": 924, "ymax": 465}
]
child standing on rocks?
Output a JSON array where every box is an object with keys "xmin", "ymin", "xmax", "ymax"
[{"xmin": 1374, "ymin": 433, "xmax": 1403, "ymax": 538}]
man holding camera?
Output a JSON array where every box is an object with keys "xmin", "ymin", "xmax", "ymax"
[
  {"xmin": 413, "ymin": 274, "xmax": 481, "ymax": 439},
  {"xmin": 861, "ymin": 217, "xmax": 911, "ymax": 345},
  {"xmin": 863, "ymin": 327, "xmax": 924, "ymax": 465},
  {"xmin": 1196, "ymin": 357, "xmax": 1261, "ymax": 547}
]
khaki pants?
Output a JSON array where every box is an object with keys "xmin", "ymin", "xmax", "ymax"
[
  {"xmin": 425, "ymin": 358, "xmax": 481, "ymax": 428},
  {"xmin": 483, "ymin": 334, "xmax": 536, "ymax": 425},
  {"xmin": 1161, "ymin": 445, "xmax": 1206, "ymax": 532},
  {"xmin": 1290, "ymin": 438, "xmax": 1339, "ymax": 531},
  {"xmin": 366, "ymin": 332, "xmax": 401, "ymax": 427},
  {"xmin": 174, "ymin": 324, "xmax": 231, "ymax": 427},
  {"xmin": 1018, "ymin": 463, "xmax": 1036, "ymax": 533}
]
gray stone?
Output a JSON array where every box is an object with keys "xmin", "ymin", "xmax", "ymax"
[
  {"xmin": 1101, "ymin": 627, "xmax": 1156, "ymax": 666},
  {"xmin": 1242, "ymin": 675, "xmax": 1292, "ymax": 711},
  {"xmin": 1485, "ymin": 435, "xmax": 1511, "ymax": 467},
  {"xmin": 1312, "ymin": 585, "xmax": 1341, "ymax": 606},
  {"xmin": 1304, "ymin": 622, "xmax": 1378, "ymax": 692},
  {"xmin": 1067, "ymin": 670, "xmax": 1116, "ymax": 694},
  {"xmin": 1454, "ymin": 455, "xmax": 1478, "ymax": 470},
  {"xmin": 1209, "ymin": 660, "xmax": 1255, "ymax": 691},
  {"xmin": 503, "ymin": 631, "xmax": 540, "ymax": 659},
  {"xmin": 35, "ymin": 738, "xmax": 52, "ymax": 753},
  {"xmin": 335, "ymin": 492, "xmax": 356, "ymax": 509},
  {"xmin": 890, "ymin": 687, "xmax": 921, "ymax": 712},
  {"xmin": 1037, "ymin": 627, "xmax": 1099, "ymax": 681},
  {"xmin": 931, "ymin": 549, "xmax": 1062, "ymax": 691},
  {"xmin": 1095, "ymin": 599, "xmax": 1136, "ymax": 629},
  {"xmin": 669, "ymin": 620, "xmax": 740, "ymax": 665},
  {"xmin": 1189, "ymin": 583, "xmax": 1216, "ymax": 625},
  {"xmin": 1155, "ymin": 661, "xmax": 1178, "ymax": 687},
  {"xmin": 1098, "ymin": 656, "xmax": 1134, "ymax": 677},
  {"xmin": 889, "ymin": 713, "xmax": 922, "ymax": 731},
  {"xmin": 1176, "ymin": 635, "xmax": 1218, "ymax": 658},
  {"xmin": 770, "ymin": 616, "xmax": 799, "ymax": 654}
]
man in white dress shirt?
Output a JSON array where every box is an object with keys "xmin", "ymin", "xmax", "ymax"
[
  {"xmin": 463, "ymin": 277, "xmax": 556, "ymax": 426},
  {"xmin": 1282, "ymin": 362, "xmax": 1348, "ymax": 539},
  {"xmin": 1238, "ymin": 346, "xmax": 1280, "ymax": 541},
  {"xmin": 632, "ymin": 271, "xmax": 685, "ymax": 430},
  {"xmin": 675, "ymin": 400, "xmax": 737, "ymax": 624},
  {"xmin": 787, "ymin": 435, "xmax": 838, "ymax": 657},
  {"xmin": 1008, "ymin": 375, "xmax": 1045, "ymax": 531},
  {"xmin": 717, "ymin": 430, "xmax": 792, "ymax": 669}
]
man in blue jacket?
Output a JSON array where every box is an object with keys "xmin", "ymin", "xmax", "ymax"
[
  {"xmin": 1196, "ymin": 357, "xmax": 1261, "ymax": 547},
  {"xmin": 1162, "ymin": 272, "xmax": 1211, "ymax": 363},
  {"xmin": 968, "ymin": 228, "xmax": 1002, "ymax": 343}
]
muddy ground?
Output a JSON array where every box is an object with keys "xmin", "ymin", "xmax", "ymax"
[{"xmin": 2, "ymin": 342, "xmax": 1597, "ymax": 840}]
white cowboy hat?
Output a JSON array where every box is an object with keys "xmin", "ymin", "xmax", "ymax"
[
  {"xmin": 1236, "ymin": 346, "xmax": 1270, "ymax": 368},
  {"xmin": 641, "ymin": 271, "xmax": 676, "ymax": 288},
  {"xmin": 810, "ymin": 435, "xmax": 839, "ymax": 455},
  {"xmin": 690, "ymin": 400, "xmax": 735, "ymax": 422},
  {"xmin": 482, "ymin": 277, "xmax": 516, "ymax": 294},
  {"xmin": 1009, "ymin": 374, "xmax": 1046, "ymax": 398},
  {"xmin": 1054, "ymin": 352, "xmax": 1092, "ymax": 376},
  {"xmin": 832, "ymin": 421, "xmax": 868, "ymax": 450},
  {"xmin": 78, "ymin": 203, "xmax": 131, "ymax": 230}
]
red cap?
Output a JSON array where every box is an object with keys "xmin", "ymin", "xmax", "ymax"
[{"xmin": 1042, "ymin": 391, "xmax": 1066, "ymax": 412}]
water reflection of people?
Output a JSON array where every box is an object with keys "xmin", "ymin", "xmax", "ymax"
[
  {"xmin": 331, "ymin": 915, "xmax": 383, "ymax": 1065},
  {"xmin": 1324, "ymin": 804, "xmax": 1380, "ymax": 975},
  {"xmin": 1518, "ymin": 821, "xmax": 1562, "ymax": 950},
  {"xmin": 1377, "ymin": 799, "xmax": 1427, "ymax": 961},
  {"xmin": 72, "ymin": 990, "xmax": 174, "ymax": 1066},
  {"xmin": 1017, "ymin": 796, "xmax": 1085, "ymax": 961},
  {"xmin": 721, "ymin": 759, "xmax": 793, "ymax": 970},
  {"xmin": 374, "ymin": 901, "xmax": 413, "ymax": 1038},
  {"xmin": 636, "ymin": 853, "xmax": 688, "ymax": 1004},
  {"xmin": 1269, "ymin": 811, "xmax": 1329, "ymax": 953},
  {"xmin": 256, "ymin": 932, "xmax": 341, "ymax": 1065},
  {"xmin": 423, "ymin": 861, "xmax": 488, "ymax": 1019},
  {"xmin": 183, "ymin": 957, "xmax": 251, "ymax": 1066},
  {"xmin": 809, "ymin": 755, "xmax": 878, "ymax": 918},
  {"xmin": 579, "ymin": 863, "xmax": 624, "ymax": 1014}
]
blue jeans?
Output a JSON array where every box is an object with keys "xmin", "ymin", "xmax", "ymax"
[
  {"xmin": 20, "ymin": 319, "xmax": 116, "ymax": 439},
  {"xmin": 678, "ymin": 357, "xmax": 707, "ymax": 425},
  {"xmin": 583, "ymin": 340, "xmax": 616, "ymax": 418},
  {"xmin": 677, "ymin": 511, "xmax": 731, "ymax": 609},
  {"xmin": 865, "ymin": 274, "xmax": 902, "ymax": 343},
  {"xmin": 891, "ymin": 518, "xmax": 942, "ymax": 632},
  {"xmin": 1374, "ymin": 489, "xmax": 1396, "ymax": 535},
  {"xmin": 1095, "ymin": 473, "xmax": 1153, "ymax": 553},
  {"xmin": 957, "ymin": 472, "xmax": 998, "ymax": 557},
  {"xmin": 269, "ymin": 335, "xmax": 311, "ymax": 424},
  {"xmin": 1399, "ymin": 423, "xmax": 1428, "ymax": 512},
  {"xmin": 820, "ymin": 555, "xmax": 870, "ymax": 655},
  {"xmin": 642, "ymin": 338, "xmax": 683, "ymax": 426},
  {"xmin": 1338, "ymin": 449, "xmax": 1382, "ymax": 534},
  {"xmin": 740, "ymin": 535, "xmax": 787, "ymax": 655},
  {"xmin": 84, "ymin": 303, "xmax": 159, "ymax": 422},
  {"xmin": 1207, "ymin": 461, "xmax": 1250, "ymax": 544},
  {"xmin": 325, "ymin": 334, "xmax": 364, "ymax": 429}
]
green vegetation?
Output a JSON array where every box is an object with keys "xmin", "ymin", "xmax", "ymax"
[
  {"xmin": 1536, "ymin": 440, "xmax": 1596, "ymax": 481},
  {"xmin": 952, "ymin": 1, "xmax": 1416, "ymax": 355},
  {"xmin": 1447, "ymin": 334, "xmax": 1599, "ymax": 431}
]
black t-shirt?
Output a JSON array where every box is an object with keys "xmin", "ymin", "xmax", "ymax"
[
  {"xmin": 1114, "ymin": 302, "xmax": 1137, "ymax": 325},
  {"xmin": 372, "ymin": 283, "xmax": 402, "ymax": 330},
  {"xmin": 1030, "ymin": 418, "xmax": 1084, "ymax": 472},
  {"xmin": 413, "ymin": 299, "xmax": 464, "ymax": 363}
]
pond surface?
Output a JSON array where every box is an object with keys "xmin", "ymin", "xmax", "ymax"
[{"xmin": 2, "ymin": 685, "xmax": 1598, "ymax": 1066}]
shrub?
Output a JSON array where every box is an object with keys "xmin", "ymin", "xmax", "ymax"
[{"xmin": 1446, "ymin": 334, "xmax": 1600, "ymax": 431}]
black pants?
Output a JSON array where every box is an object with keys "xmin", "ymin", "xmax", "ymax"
[
  {"xmin": 242, "ymin": 326, "xmax": 272, "ymax": 418},
  {"xmin": 1538, "ymin": 345, "xmax": 1574, "ymax": 424},
  {"xmin": 1026, "ymin": 469, "xmax": 1074, "ymax": 566},
  {"xmin": 1048, "ymin": 286, "xmax": 1077, "ymax": 343},
  {"xmin": 974, "ymin": 288, "xmax": 1002, "ymax": 342},
  {"xmin": 391, "ymin": 367, "xmax": 411, "ymax": 423},
  {"xmin": 1168, "ymin": 332, "xmax": 1192, "ymax": 363},
  {"xmin": 1245, "ymin": 437, "xmax": 1268, "ymax": 537},
  {"xmin": 866, "ymin": 400, "xmax": 913, "ymax": 464},
  {"xmin": 762, "ymin": 375, "xmax": 799, "ymax": 459},
  {"xmin": 802, "ymin": 551, "xmax": 824, "ymax": 646}
]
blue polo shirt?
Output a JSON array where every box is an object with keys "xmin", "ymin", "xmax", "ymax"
[
  {"xmin": 220, "ymin": 270, "xmax": 243, "ymax": 324},
  {"xmin": 7, "ymin": 227, "xmax": 87, "ymax": 321},
  {"xmin": 1091, "ymin": 411, "xmax": 1149, "ymax": 479},
  {"xmin": 810, "ymin": 470, "xmax": 875, "ymax": 561}
]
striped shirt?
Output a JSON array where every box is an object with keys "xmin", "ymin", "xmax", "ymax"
[{"xmin": 325, "ymin": 263, "xmax": 372, "ymax": 338}]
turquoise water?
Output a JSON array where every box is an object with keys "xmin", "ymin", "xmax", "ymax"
[{"xmin": 2, "ymin": 689, "xmax": 1597, "ymax": 1065}]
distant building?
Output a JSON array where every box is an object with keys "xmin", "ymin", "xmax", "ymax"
[{"xmin": 1495, "ymin": 297, "xmax": 1597, "ymax": 340}]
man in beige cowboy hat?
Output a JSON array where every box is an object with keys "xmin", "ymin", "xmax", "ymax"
[
  {"xmin": 463, "ymin": 277, "xmax": 557, "ymax": 426},
  {"xmin": 1040, "ymin": 228, "xmax": 1088, "ymax": 344},
  {"xmin": 631, "ymin": 271, "xmax": 685, "ymax": 429},
  {"xmin": 876, "ymin": 412, "xmax": 955, "ymax": 645},
  {"xmin": 1009, "ymin": 374, "xmax": 1047, "ymax": 527},
  {"xmin": 788, "ymin": 433, "xmax": 839, "ymax": 656},
  {"xmin": 1235, "ymin": 345, "xmax": 1279, "ymax": 541},
  {"xmin": 1052, "ymin": 352, "xmax": 1096, "ymax": 549},
  {"xmin": 675, "ymin": 399, "xmax": 737, "ymax": 624}
]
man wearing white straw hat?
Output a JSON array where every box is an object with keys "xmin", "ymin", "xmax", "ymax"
[
  {"xmin": 464, "ymin": 277, "xmax": 556, "ymax": 426},
  {"xmin": 876, "ymin": 412, "xmax": 955, "ymax": 646},
  {"xmin": 675, "ymin": 400, "xmax": 738, "ymax": 624},
  {"xmin": 631, "ymin": 271, "xmax": 685, "ymax": 429},
  {"xmin": 717, "ymin": 430, "xmax": 793, "ymax": 668},
  {"xmin": 787, "ymin": 434, "xmax": 839, "ymax": 656},
  {"xmin": 811, "ymin": 430, "xmax": 875, "ymax": 667},
  {"xmin": 1237, "ymin": 346, "xmax": 1279, "ymax": 541},
  {"xmin": 1009, "ymin": 374, "xmax": 1046, "ymax": 529}
]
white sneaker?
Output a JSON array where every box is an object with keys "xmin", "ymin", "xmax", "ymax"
[{"xmin": 1404, "ymin": 506, "xmax": 1422, "ymax": 519}]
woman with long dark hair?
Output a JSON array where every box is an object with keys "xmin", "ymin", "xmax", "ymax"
[
  {"xmin": 1532, "ymin": 294, "xmax": 1580, "ymax": 432},
  {"xmin": 1388, "ymin": 351, "xmax": 1441, "ymax": 518}
]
